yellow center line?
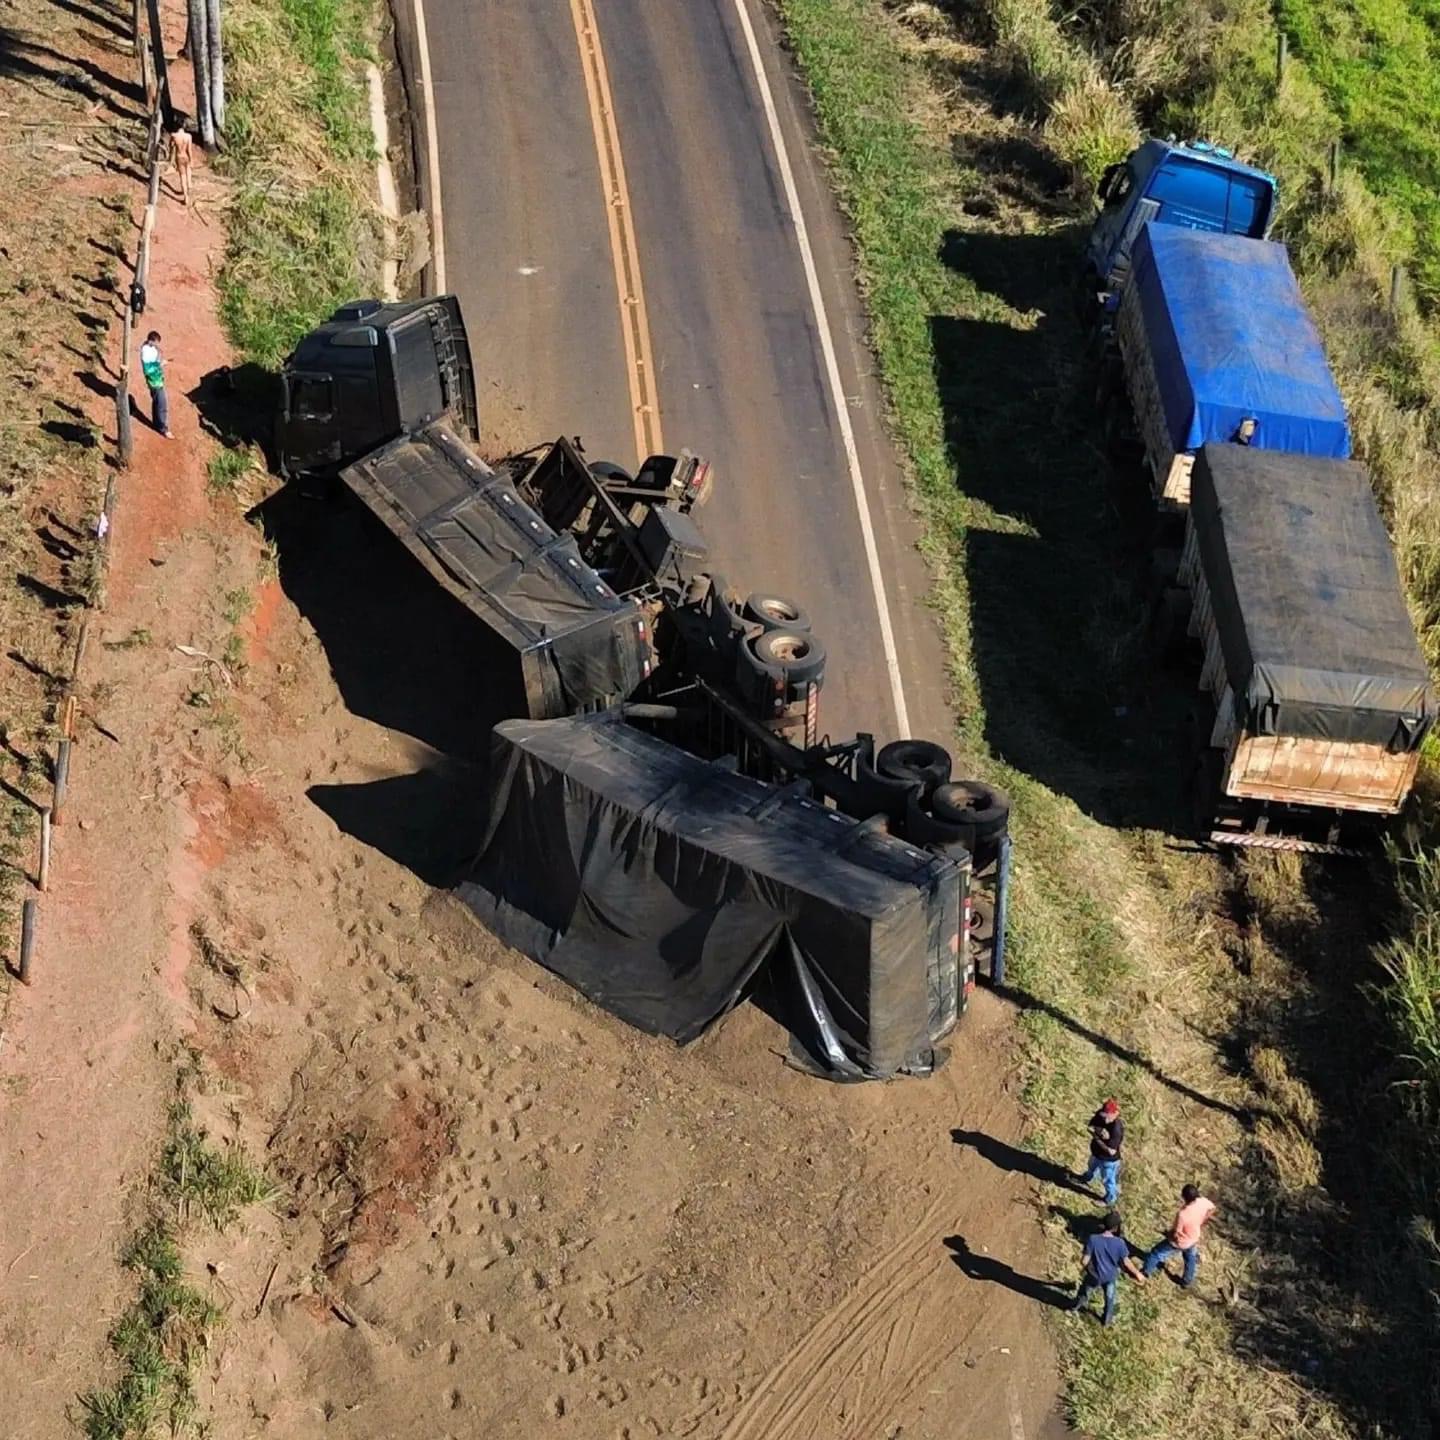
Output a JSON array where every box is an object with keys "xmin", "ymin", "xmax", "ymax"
[{"xmin": 568, "ymin": 0, "xmax": 663, "ymax": 464}]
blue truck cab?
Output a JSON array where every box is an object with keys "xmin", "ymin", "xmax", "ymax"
[{"xmin": 1084, "ymin": 139, "xmax": 1277, "ymax": 313}]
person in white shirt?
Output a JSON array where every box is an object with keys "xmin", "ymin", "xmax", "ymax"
[{"xmin": 139, "ymin": 331, "xmax": 170, "ymax": 438}]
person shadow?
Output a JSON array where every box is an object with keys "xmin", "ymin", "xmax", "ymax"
[
  {"xmin": 943, "ymin": 1236, "xmax": 1073, "ymax": 1310},
  {"xmin": 950, "ymin": 1128, "xmax": 1095, "ymax": 1196}
]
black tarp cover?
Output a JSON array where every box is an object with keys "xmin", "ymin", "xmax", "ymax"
[
  {"xmin": 1190, "ymin": 444, "xmax": 1433, "ymax": 749},
  {"xmin": 456, "ymin": 712, "xmax": 962, "ymax": 1079},
  {"xmin": 341, "ymin": 423, "xmax": 648, "ymax": 715}
]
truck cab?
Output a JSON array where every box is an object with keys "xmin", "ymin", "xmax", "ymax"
[
  {"xmin": 1083, "ymin": 139, "xmax": 1277, "ymax": 313},
  {"xmin": 276, "ymin": 296, "xmax": 478, "ymax": 480}
]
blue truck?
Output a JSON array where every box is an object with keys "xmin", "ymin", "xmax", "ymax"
[
  {"xmin": 1083, "ymin": 142, "xmax": 1432, "ymax": 852},
  {"xmin": 1082, "ymin": 137, "xmax": 1278, "ymax": 315}
]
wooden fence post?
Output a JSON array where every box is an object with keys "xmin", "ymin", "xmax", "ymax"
[
  {"xmin": 38, "ymin": 809, "xmax": 52, "ymax": 893},
  {"xmin": 1275, "ymin": 33, "xmax": 1288, "ymax": 88},
  {"xmin": 52, "ymin": 740, "xmax": 72, "ymax": 826},
  {"xmin": 117, "ymin": 302, "xmax": 134, "ymax": 469},
  {"xmin": 19, "ymin": 897, "xmax": 36, "ymax": 985},
  {"xmin": 1391, "ymin": 264, "xmax": 1405, "ymax": 312},
  {"xmin": 1327, "ymin": 139, "xmax": 1341, "ymax": 194}
]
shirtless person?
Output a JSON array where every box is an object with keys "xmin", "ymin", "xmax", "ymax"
[{"xmin": 167, "ymin": 121, "xmax": 194, "ymax": 208}]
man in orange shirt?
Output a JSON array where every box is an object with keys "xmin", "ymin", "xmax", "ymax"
[{"xmin": 1141, "ymin": 1183, "xmax": 1216, "ymax": 1289}]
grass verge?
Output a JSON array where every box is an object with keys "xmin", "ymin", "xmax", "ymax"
[
  {"xmin": 218, "ymin": 0, "xmax": 382, "ymax": 368},
  {"xmin": 1277, "ymin": 0, "xmax": 1440, "ymax": 306},
  {"xmin": 76, "ymin": 1092, "xmax": 272, "ymax": 1439},
  {"xmin": 776, "ymin": 0, "xmax": 1436, "ymax": 1435}
]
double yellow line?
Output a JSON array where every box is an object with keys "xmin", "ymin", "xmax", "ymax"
[{"xmin": 568, "ymin": 0, "xmax": 664, "ymax": 463}]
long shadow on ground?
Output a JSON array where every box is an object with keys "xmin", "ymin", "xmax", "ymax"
[
  {"xmin": 256, "ymin": 485, "xmax": 526, "ymax": 885},
  {"xmin": 934, "ymin": 225, "xmax": 1201, "ymax": 836},
  {"xmin": 934, "ymin": 212, "xmax": 1437, "ymax": 1435},
  {"xmin": 1217, "ymin": 857, "xmax": 1440, "ymax": 1437}
]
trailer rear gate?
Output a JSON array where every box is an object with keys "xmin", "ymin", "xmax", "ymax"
[
  {"xmin": 1181, "ymin": 444, "xmax": 1433, "ymax": 813},
  {"xmin": 341, "ymin": 422, "xmax": 650, "ymax": 718}
]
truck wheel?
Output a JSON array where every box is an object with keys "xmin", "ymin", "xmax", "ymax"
[
  {"xmin": 967, "ymin": 893, "xmax": 995, "ymax": 944},
  {"xmin": 743, "ymin": 592, "xmax": 812, "ymax": 633},
  {"xmin": 744, "ymin": 628, "xmax": 826, "ymax": 686},
  {"xmin": 1190, "ymin": 748, "xmax": 1224, "ymax": 834},
  {"xmin": 1101, "ymin": 394, "xmax": 1129, "ymax": 458},
  {"xmin": 1075, "ymin": 267, "xmax": 1102, "ymax": 334},
  {"xmin": 932, "ymin": 779, "xmax": 1010, "ymax": 839},
  {"xmin": 588, "ymin": 460, "xmax": 635, "ymax": 484},
  {"xmin": 877, "ymin": 740, "xmax": 951, "ymax": 796}
]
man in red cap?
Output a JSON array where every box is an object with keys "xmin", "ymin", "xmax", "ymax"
[{"xmin": 1079, "ymin": 1098, "xmax": 1124, "ymax": 1205}]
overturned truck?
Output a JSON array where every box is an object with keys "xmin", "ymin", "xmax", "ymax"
[{"xmin": 278, "ymin": 297, "xmax": 1010, "ymax": 1078}]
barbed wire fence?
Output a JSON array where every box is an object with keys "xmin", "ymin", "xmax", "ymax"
[{"xmin": 9, "ymin": 6, "xmax": 179, "ymax": 987}]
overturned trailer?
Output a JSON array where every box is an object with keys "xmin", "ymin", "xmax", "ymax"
[
  {"xmin": 458, "ymin": 711, "xmax": 969, "ymax": 1079},
  {"xmin": 278, "ymin": 296, "xmax": 1009, "ymax": 1079}
]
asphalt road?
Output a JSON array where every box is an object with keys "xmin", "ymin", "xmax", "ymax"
[{"xmin": 418, "ymin": 0, "xmax": 952, "ymax": 745}]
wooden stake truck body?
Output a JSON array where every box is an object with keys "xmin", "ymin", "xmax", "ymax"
[{"xmin": 1180, "ymin": 445, "xmax": 1432, "ymax": 851}]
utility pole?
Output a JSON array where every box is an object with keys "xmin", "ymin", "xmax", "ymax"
[
  {"xmin": 206, "ymin": 0, "xmax": 225, "ymax": 132},
  {"xmin": 144, "ymin": 0, "xmax": 175, "ymax": 130},
  {"xmin": 187, "ymin": 0, "xmax": 215, "ymax": 148}
]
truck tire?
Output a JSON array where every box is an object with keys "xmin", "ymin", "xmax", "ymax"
[
  {"xmin": 1190, "ymin": 747, "xmax": 1224, "ymax": 834},
  {"xmin": 1101, "ymin": 393, "xmax": 1129, "ymax": 458},
  {"xmin": 1094, "ymin": 354, "xmax": 1123, "ymax": 410},
  {"xmin": 1075, "ymin": 266, "xmax": 1102, "ymax": 334},
  {"xmin": 739, "ymin": 629, "xmax": 826, "ymax": 687},
  {"xmin": 743, "ymin": 592, "xmax": 812, "ymax": 634},
  {"xmin": 588, "ymin": 460, "xmax": 635, "ymax": 484},
  {"xmin": 967, "ymin": 892, "xmax": 995, "ymax": 944},
  {"xmin": 902, "ymin": 790, "xmax": 973, "ymax": 850},
  {"xmin": 932, "ymin": 780, "xmax": 1010, "ymax": 840},
  {"xmin": 1149, "ymin": 584, "xmax": 1191, "ymax": 665},
  {"xmin": 877, "ymin": 740, "xmax": 952, "ymax": 796}
]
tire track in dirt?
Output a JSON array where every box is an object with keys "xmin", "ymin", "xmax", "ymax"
[{"xmin": 720, "ymin": 1198, "xmax": 953, "ymax": 1440}]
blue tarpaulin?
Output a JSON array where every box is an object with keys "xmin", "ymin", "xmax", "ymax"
[{"xmin": 1131, "ymin": 224, "xmax": 1351, "ymax": 459}]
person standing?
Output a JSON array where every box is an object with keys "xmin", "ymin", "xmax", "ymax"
[
  {"xmin": 1071, "ymin": 1211, "xmax": 1144, "ymax": 1327},
  {"xmin": 140, "ymin": 331, "xmax": 171, "ymax": 438},
  {"xmin": 1079, "ymin": 1098, "xmax": 1124, "ymax": 1205},
  {"xmin": 1141, "ymin": 1184, "xmax": 1216, "ymax": 1289},
  {"xmin": 167, "ymin": 121, "xmax": 195, "ymax": 208}
]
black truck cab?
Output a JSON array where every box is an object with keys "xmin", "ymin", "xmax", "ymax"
[{"xmin": 277, "ymin": 296, "xmax": 478, "ymax": 480}]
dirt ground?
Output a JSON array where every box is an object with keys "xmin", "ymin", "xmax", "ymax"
[{"xmin": 0, "ymin": 6, "xmax": 1078, "ymax": 1438}]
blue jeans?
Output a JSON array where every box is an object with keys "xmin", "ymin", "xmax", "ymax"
[
  {"xmin": 149, "ymin": 384, "xmax": 169, "ymax": 435},
  {"xmin": 1081, "ymin": 1155, "xmax": 1120, "ymax": 1204},
  {"xmin": 1072, "ymin": 1274, "xmax": 1118, "ymax": 1326},
  {"xmin": 1142, "ymin": 1239, "xmax": 1198, "ymax": 1286}
]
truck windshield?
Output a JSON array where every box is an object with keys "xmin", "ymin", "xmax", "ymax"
[{"xmin": 1147, "ymin": 159, "xmax": 1270, "ymax": 237}]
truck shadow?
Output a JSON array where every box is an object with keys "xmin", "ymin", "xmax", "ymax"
[
  {"xmin": 931, "ymin": 227, "xmax": 1199, "ymax": 835},
  {"xmin": 256, "ymin": 484, "xmax": 526, "ymax": 883},
  {"xmin": 1214, "ymin": 853, "xmax": 1440, "ymax": 1439}
]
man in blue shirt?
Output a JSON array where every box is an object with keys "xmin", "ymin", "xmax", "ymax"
[{"xmin": 1071, "ymin": 1212, "xmax": 1145, "ymax": 1327}]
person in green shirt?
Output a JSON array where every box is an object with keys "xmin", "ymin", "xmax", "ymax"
[{"xmin": 139, "ymin": 330, "xmax": 170, "ymax": 438}]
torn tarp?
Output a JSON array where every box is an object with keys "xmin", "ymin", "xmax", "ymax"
[{"xmin": 455, "ymin": 711, "xmax": 966, "ymax": 1079}]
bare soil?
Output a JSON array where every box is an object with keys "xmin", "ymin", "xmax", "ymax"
[{"xmin": 1, "ymin": 6, "xmax": 1077, "ymax": 1439}]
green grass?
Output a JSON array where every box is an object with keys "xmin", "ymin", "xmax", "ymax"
[
  {"xmin": 1278, "ymin": 0, "xmax": 1440, "ymax": 305},
  {"xmin": 77, "ymin": 1099, "xmax": 270, "ymax": 1438},
  {"xmin": 160, "ymin": 1101, "xmax": 275, "ymax": 1227},
  {"xmin": 218, "ymin": 0, "xmax": 380, "ymax": 367},
  {"xmin": 206, "ymin": 444, "xmax": 256, "ymax": 495}
]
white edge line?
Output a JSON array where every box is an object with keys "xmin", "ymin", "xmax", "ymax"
[
  {"xmin": 730, "ymin": 0, "xmax": 912, "ymax": 739},
  {"xmin": 412, "ymin": 0, "xmax": 447, "ymax": 293}
]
